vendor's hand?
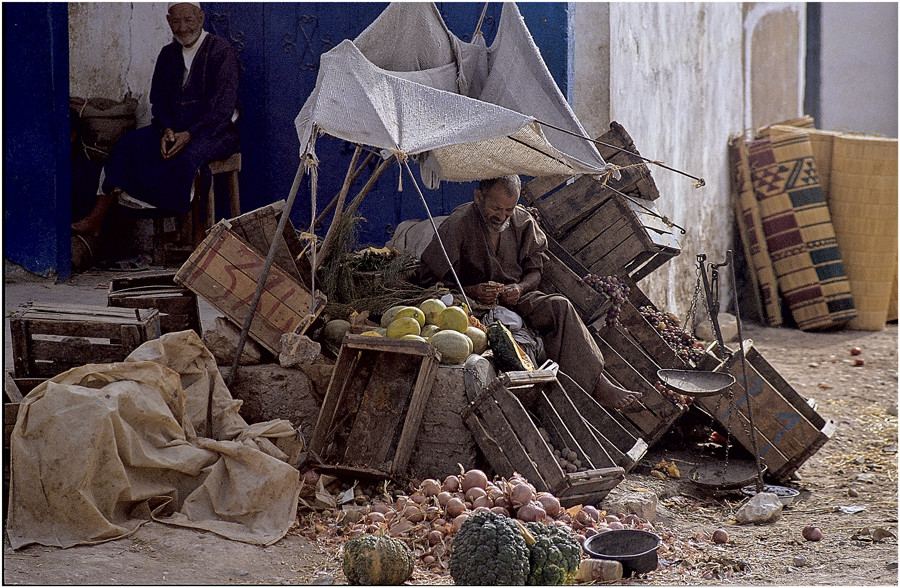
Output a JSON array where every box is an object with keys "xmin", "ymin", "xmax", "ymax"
[
  {"xmin": 499, "ymin": 283, "xmax": 522, "ymax": 306},
  {"xmin": 467, "ymin": 281, "xmax": 504, "ymax": 304},
  {"xmin": 161, "ymin": 130, "xmax": 192, "ymax": 160}
]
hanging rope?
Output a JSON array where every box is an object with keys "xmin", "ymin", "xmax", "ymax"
[
  {"xmin": 400, "ymin": 159, "xmax": 472, "ymax": 312},
  {"xmin": 473, "ymin": 2, "xmax": 489, "ymax": 38}
]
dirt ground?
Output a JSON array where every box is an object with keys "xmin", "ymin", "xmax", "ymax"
[{"xmin": 2, "ymin": 266, "xmax": 898, "ymax": 585}]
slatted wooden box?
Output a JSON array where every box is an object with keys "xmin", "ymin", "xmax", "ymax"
[
  {"xmin": 694, "ymin": 341, "xmax": 836, "ymax": 482},
  {"xmin": 523, "ymin": 122, "xmax": 680, "ymax": 281},
  {"xmin": 586, "ymin": 282, "xmax": 693, "ymax": 447},
  {"xmin": 538, "ymin": 250, "xmax": 611, "ymax": 324},
  {"xmin": 462, "ymin": 370, "xmax": 626, "ymax": 506},
  {"xmin": 108, "ymin": 271, "xmax": 201, "ymax": 335},
  {"xmin": 175, "ymin": 222, "xmax": 326, "ymax": 355},
  {"xmin": 10, "ymin": 303, "xmax": 161, "ymax": 379},
  {"xmin": 306, "ymin": 335, "xmax": 439, "ymax": 479}
]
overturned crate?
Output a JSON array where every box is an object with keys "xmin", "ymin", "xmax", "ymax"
[
  {"xmin": 695, "ymin": 341, "xmax": 836, "ymax": 482},
  {"xmin": 10, "ymin": 303, "xmax": 161, "ymax": 379},
  {"xmin": 306, "ymin": 335, "xmax": 440, "ymax": 479},
  {"xmin": 462, "ymin": 370, "xmax": 629, "ymax": 506},
  {"xmin": 523, "ymin": 122, "xmax": 681, "ymax": 282},
  {"xmin": 175, "ymin": 221, "xmax": 326, "ymax": 355},
  {"xmin": 108, "ymin": 270, "xmax": 201, "ymax": 335}
]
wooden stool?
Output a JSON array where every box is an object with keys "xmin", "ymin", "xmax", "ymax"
[{"xmin": 192, "ymin": 152, "xmax": 241, "ymax": 245}]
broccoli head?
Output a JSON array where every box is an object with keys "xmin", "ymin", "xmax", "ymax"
[
  {"xmin": 524, "ymin": 522, "xmax": 582, "ymax": 585},
  {"xmin": 449, "ymin": 511, "xmax": 530, "ymax": 585}
]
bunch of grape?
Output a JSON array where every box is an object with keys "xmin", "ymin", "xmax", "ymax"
[
  {"xmin": 639, "ymin": 305, "xmax": 706, "ymax": 364},
  {"xmin": 653, "ymin": 380, "xmax": 693, "ymax": 408},
  {"xmin": 582, "ymin": 274, "xmax": 630, "ymax": 328}
]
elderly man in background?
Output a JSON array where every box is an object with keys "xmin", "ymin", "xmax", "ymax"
[
  {"xmin": 419, "ymin": 175, "xmax": 641, "ymax": 410},
  {"xmin": 72, "ymin": 1, "xmax": 240, "ymax": 240}
]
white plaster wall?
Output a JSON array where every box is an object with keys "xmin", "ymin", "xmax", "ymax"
[
  {"xmin": 820, "ymin": 2, "xmax": 898, "ymax": 136},
  {"xmin": 603, "ymin": 3, "xmax": 745, "ymax": 316},
  {"xmin": 69, "ymin": 2, "xmax": 172, "ymax": 126}
]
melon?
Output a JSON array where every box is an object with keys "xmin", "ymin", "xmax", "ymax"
[
  {"xmin": 421, "ymin": 324, "xmax": 440, "ymax": 340},
  {"xmin": 401, "ymin": 334, "xmax": 428, "ymax": 343},
  {"xmin": 395, "ymin": 306, "xmax": 426, "ymax": 328},
  {"xmin": 359, "ymin": 330, "xmax": 383, "ymax": 337},
  {"xmin": 430, "ymin": 330, "xmax": 472, "ymax": 364},
  {"xmin": 419, "ymin": 298, "xmax": 447, "ymax": 325},
  {"xmin": 438, "ymin": 305, "xmax": 469, "ymax": 333},
  {"xmin": 380, "ymin": 305, "xmax": 410, "ymax": 328},
  {"xmin": 466, "ymin": 326, "xmax": 488, "ymax": 354},
  {"xmin": 322, "ymin": 319, "xmax": 352, "ymax": 346},
  {"xmin": 386, "ymin": 317, "xmax": 421, "ymax": 338}
]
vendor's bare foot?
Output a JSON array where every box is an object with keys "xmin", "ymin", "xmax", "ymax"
[
  {"xmin": 593, "ymin": 376, "xmax": 641, "ymax": 409},
  {"xmin": 71, "ymin": 216, "xmax": 102, "ymax": 236}
]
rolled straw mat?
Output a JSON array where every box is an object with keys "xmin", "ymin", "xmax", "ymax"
[
  {"xmin": 829, "ymin": 134, "xmax": 898, "ymax": 330},
  {"xmin": 747, "ymin": 134, "xmax": 856, "ymax": 330},
  {"xmin": 730, "ymin": 136, "xmax": 782, "ymax": 326}
]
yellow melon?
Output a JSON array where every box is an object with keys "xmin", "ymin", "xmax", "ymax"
[
  {"xmin": 360, "ymin": 330, "xmax": 383, "ymax": 337},
  {"xmin": 466, "ymin": 326, "xmax": 488, "ymax": 354},
  {"xmin": 396, "ymin": 306, "xmax": 426, "ymax": 328},
  {"xmin": 380, "ymin": 305, "xmax": 410, "ymax": 328},
  {"xmin": 401, "ymin": 334, "xmax": 428, "ymax": 343},
  {"xmin": 419, "ymin": 298, "xmax": 447, "ymax": 325},
  {"xmin": 421, "ymin": 324, "xmax": 440, "ymax": 340},
  {"xmin": 386, "ymin": 317, "xmax": 421, "ymax": 338},
  {"xmin": 438, "ymin": 305, "xmax": 469, "ymax": 333},
  {"xmin": 430, "ymin": 330, "xmax": 472, "ymax": 364}
]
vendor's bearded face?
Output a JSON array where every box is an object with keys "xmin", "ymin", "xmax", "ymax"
[
  {"xmin": 167, "ymin": 4, "xmax": 204, "ymax": 47},
  {"xmin": 474, "ymin": 185, "xmax": 519, "ymax": 234}
]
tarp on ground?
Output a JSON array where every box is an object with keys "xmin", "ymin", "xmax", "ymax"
[
  {"xmin": 295, "ymin": 2, "xmax": 616, "ymax": 187},
  {"xmin": 7, "ymin": 330, "xmax": 300, "ymax": 549}
]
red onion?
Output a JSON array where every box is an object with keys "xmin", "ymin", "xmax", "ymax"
[
  {"xmin": 437, "ymin": 491, "xmax": 453, "ymax": 507},
  {"xmin": 366, "ymin": 512, "xmax": 386, "ymax": 524},
  {"xmin": 466, "ymin": 486, "xmax": 487, "ymax": 502},
  {"xmin": 509, "ymin": 483, "xmax": 535, "ymax": 508},
  {"xmin": 389, "ymin": 520, "xmax": 414, "ymax": 536},
  {"xmin": 490, "ymin": 506, "xmax": 510, "ymax": 517},
  {"xmin": 473, "ymin": 495, "xmax": 493, "ymax": 509},
  {"xmin": 582, "ymin": 505, "xmax": 601, "ymax": 522},
  {"xmin": 442, "ymin": 475, "xmax": 460, "ymax": 493},
  {"xmin": 461, "ymin": 469, "xmax": 488, "ymax": 492},
  {"xmin": 427, "ymin": 529, "xmax": 444, "ymax": 545},
  {"xmin": 300, "ymin": 469, "xmax": 320, "ymax": 486},
  {"xmin": 433, "ymin": 518, "xmax": 447, "ymax": 528},
  {"xmin": 516, "ymin": 501, "xmax": 547, "ymax": 523},
  {"xmin": 370, "ymin": 502, "xmax": 391, "ymax": 515},
  {"xmin": 535, "ymin": 492, "xmax": 561, "ymax": 518},
  {"xmin": 410, "ymin": 492, "xmax": 427, "ymax": 505},
  {"xmin": 423, "ymin": 554, "xmax": 437, "ymax": 565},
  {"xmin": 403, "ymin": 504, "xmax": 425, "ymax": 523},
  {"xmin": 607, "ymin": 521, "xmax": 624, "ymax": 530},
  {"xmin": 424, "ymin": 506, "xmax": 441, "ymax": 521},
  {"xmin": 445, "ymin": 497, "xmax": 466, "ymax": 518},
  {"xmin": 583, "ymin": 526, "xmax": 599, "ymax": 538},
  {"xmin": 474, "ymin": 506, "xmax": 491, "ymax": 513},
  {"xmin": 421, "ymin": 479, "xmax": 441, "ymax": 497},
  {"xmin": 494, "ymin": 496, "xmax": 511, "ymax": 511}
]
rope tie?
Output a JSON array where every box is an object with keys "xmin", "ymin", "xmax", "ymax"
[{"xmin": 389, "ymin": 148, "xmax": 409, "ymax": 191}]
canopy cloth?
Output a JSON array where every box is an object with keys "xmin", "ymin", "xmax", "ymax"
[
  {"xmin": 295, "ymin": 2, "xmax": 615, "ymax": 187},
  {"xmin": 7, "ymin": 330, "xmax": 301, "ymax": 549}
]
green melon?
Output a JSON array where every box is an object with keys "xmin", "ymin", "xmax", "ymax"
[{"xmin": 430, "ymin": 330, "xmax": 472, "ymax": 364}]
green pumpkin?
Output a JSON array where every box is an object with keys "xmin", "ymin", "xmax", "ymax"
[
  {"xmin": 486, "ymin": 321, "xmax": 535, "ymax": 372},
  {"xmin": 342, "ymin": 533, "xmax": 415, "ymax": 585}
]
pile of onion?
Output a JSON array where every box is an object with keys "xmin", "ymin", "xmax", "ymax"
[{"xmin": 340, "ymin": 468, "xmax": 656, "ymax": 567}]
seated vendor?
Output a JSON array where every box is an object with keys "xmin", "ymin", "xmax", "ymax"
[
  {"xmin": 72, "ymin": 1, "xmax": 240, "ymax": 242},
  {"xmin": 418, "ymin": 174, "xmax": 641, "ymax": 409}
]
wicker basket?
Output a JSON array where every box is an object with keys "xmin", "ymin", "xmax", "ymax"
[{"xmin": 829, "ymin": 134, "xmax": 899, "ymax": 330}]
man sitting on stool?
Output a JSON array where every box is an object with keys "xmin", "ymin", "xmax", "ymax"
[{"xmin": 72, "ymin": 1, "xmax": 240, "ymax": 244}]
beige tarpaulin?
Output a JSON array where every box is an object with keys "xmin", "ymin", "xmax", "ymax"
[{"xmin": 7, "ymin": 330, "xmax": 300, "ymax": 550}]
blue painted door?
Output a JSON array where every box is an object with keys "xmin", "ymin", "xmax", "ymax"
[{"xmin": 204, "ymin": 2, "xmax": 568, "ymax": 248}]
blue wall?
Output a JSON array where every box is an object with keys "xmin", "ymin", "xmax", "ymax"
[
  {"xmin": 2, "ymin": 2, "xmax": 568, "ymax": 274},
  {"xmin": 3, "ymin": 2, "xmax": 71, "ymax": 278}
]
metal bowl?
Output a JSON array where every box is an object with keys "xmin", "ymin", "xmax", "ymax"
[
  {"xmin": 583, "ymin": 529, "xmax": 662, "ymax": 577},
  {"xmin": 657, "ymin": 369, "xmax": 735, "ymax": 396},
  {"xmin": 740, "ymin": 484, "xmax": 800, "ymax": 506}
]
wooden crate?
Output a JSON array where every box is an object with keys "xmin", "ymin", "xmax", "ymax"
[
  {"xmin": 225, "ymin": 200, "xmax": 309, "ymax": 286},
  {"xmin": 108, "ymin": 271, "xmax": 201, "ymax": 335},
  {"xmin": 694, "ymin": 340, "xmax": 836, "ymax": 482},
  {"xmin": 462, "ymin": 370, "xmax": 626, "ymax": 506},
  {"xmin": 587, "ymin": 282, "xmax": 692, "ymax": 447},
  {"xmin": 306, "ymin": 335, "xmax": 440, "ymax": 479},
  {"xmin": 538, "ymin": 250, "xmax": 611, "ymax": 324},
  {"xmin": 10, "ymin": 303, "xmax": 161, "ymax": 379},
  {"xmin": 174, "ymin": 222, "xmax": 326, "ymax": 355},
  {"xmin": 522, "ymin": 123, "xmax": 680, "ymax": 281}
]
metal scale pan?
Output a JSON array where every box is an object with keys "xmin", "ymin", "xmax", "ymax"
[{"xmin": 657, "ymin": 369, "xmax": 735, "ymax": 397}]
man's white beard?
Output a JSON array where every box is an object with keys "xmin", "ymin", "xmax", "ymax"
[
  {"xmin": 175, "ymin": 30, "xmax": 201, "ymax": 47},
  {"xmin": 486, "ymin": 218, "xmax": 511, "ymax": 234}
]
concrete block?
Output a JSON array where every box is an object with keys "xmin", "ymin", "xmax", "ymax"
[
  {"xmin": 603, "ymin": 490, "xmax": 659, "ymax": 522},
  {"xmin": 225, "ymin": 363, "xmax": 321, "ymax": 436},
  {"xmin": 202, "ymin": 316, "xmax": 264, "ymax": 365},
  {"xmin": 279, "ymin": 332, "xmax": 321, "ymax": 368}
]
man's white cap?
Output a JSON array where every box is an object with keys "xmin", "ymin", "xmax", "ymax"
[{"xmin": 168, "ymin": 2, "xmax": 201, "ymax": 11}]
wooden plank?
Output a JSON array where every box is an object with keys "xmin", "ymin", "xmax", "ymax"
[
  {"xmin": 535, "ymin": 391, "xmax": 594, "ymax": 468},
  {"xmin": 29, "ymin": 339, "xmax": 130, "ymax": 365},
  {"xmin": 537, "ymin": 176, "xmax": 615, "ymax": 237},
  {"xmin": 4, "ymin": 402, "xmax": 20, "ymax": 426},
  {"xmin": 307, "ymin": 348, "xmax": 363, "ymax": 458},
  {"xmin": 492, "ymin": 385, "xmax": 563, "ymax": 491},
  {"xmin": 11, "ymin": 317, "xmax": 30, "ymax": 379},
  {"xmin": 227, "ymin": 201, "xmax": 305, "ymax": 283},
  {"xmin": 392, "ymin": 354, "xmax": 439, "ymax": 475},
  {"xmin": 463, "ymin": 410, "xmax": 516, "ymax": 476},
  {"xmin": 557, "ymin": 197, "xmax": 616, "ymax": 253},
  {"xmin": 522, "ymin": 174, "xmax": 571, "ymax": 202},
  {"xmin": 5, "ymin": 371, "xmax": 24, "ymax": 404},
  {"xmin": 343, "ymin": 353, "xmax": 420, "ymax": 468},
  {"xmin": 476, "ymin": 392, "xmax": 546, "ymax": 486},
  {"xmin": 746, "ymin": 346, "xmax": 825, "ymax": 428},
  {"xmin": 542, "ymin": 384, "xmax": 616, "ymax": 468}
]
